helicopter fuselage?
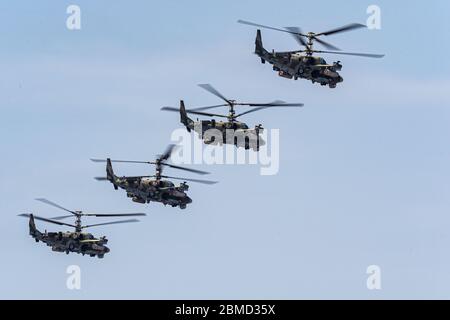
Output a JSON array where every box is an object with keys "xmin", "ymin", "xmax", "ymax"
[
  {"xmin": 98, "ymin": 151, "xmax": 214, "ymax": 209},
  {"xmin": 259, "ymin": 50, "xmax": 344, "ymax": 88},
  {"xmin": 253, "ymin": 29, "xmax": 343, "ymax": 88},
  {"xmin": 180, "ymin": 105, "xmax": 265, "ymax": 151},
  {"xmin": 114, "ymin": 177, "xmax": 192, "ymax": 208},
  {"xmin": 194, "ymin": 120, "xmax": 264, "ymax": 151},
  {"xmin": 28, "ymin": 215, "xmax": 110, "ymax": 258}
]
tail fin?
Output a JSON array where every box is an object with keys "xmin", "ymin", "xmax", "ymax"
[
  {"xmin": 106, "ymin": 158, "xmax": 118, "ymax": 190},
  {"xmin": 29, "ymin": 214, "xmax": 39, "ymax": 237},
  {"xmin": 28, "ymin": 214, "xmax": 43, "ymax": 241},
  {"xmin": 180, "ymin": 100, "xmax": 192, "ymax": 132},
  {"xmin": 255, "ymin": 29, "xmax": 267, "ymax": 58}
]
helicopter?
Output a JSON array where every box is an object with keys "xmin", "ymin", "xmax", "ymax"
[
  {"xmin": 238, "ymin": 19, "xmax": 385, "ymax": 88},
  {"xmin": 19, "ymin": 198, "xmax": 146, "ymax": 258},
  {"xmin": 91, "ymin": 144, "xmax": 217, "ymax": 209},
  {"xmin": 161, "ymin": 84, "xmax": 304, "ymax": 151}
]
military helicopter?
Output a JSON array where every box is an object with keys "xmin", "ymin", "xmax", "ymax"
[
  {"xmin": 238, "ymin": 19, "xmax": 385, "ymax": 88},
  {"xmin": 161, "ymin": 84, "xmax": 303, "ymax": 151},
  {"xmin": 91, "ymin": 145, "xmax": 217, "ymax": 209},
  {"xmin": 19, "ymin": 198, "xmax": 145, "ymax": 258}
]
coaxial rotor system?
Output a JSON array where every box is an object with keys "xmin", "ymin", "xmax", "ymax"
[
  {"xmin": 161, "ymin": 84, "xmax": 304, "ymax": 122},
  {"xmin": 19, "ymin": 198, "xmax": 146, "ymax": 233},
  {"xmin": 238, "ymin": 19, "xmax": 384, "ymax": 58},
  {"xmin": 91, "ymin": 144, "xmax": 218, "ymax": 185}
]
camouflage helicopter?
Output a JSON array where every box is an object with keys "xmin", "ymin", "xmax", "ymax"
[
  {"xmin": 91, "ymin": 145, "xmax": 217, "ymax": 209},
  {"xmin": 19, "ymin": 198, "xmax": 145, "ymax": 258},
  {"xmin": 161, "ymin": 84, "xmax": 303, "ymax": 151},
  {"xmin": 238, "ymin": 19, "xmax": 385, "ymax": 88}
]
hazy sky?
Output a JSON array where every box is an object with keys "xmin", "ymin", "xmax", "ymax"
[{"xmin": 1, "ymin": 0, "xmax": 449, "ymax": 299}]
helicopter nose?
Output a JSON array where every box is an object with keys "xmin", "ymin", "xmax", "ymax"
[{"xmin": 104, "ymin": 246, "xmax": 110, "ymax": 253}]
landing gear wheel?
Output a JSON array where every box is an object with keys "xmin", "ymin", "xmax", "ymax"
[
  {"xmin": 97, "ymin": 254, "xmax": 104, "ymax": 259},
  {"xmin": 180, "ymin": 204, "xmax": 187, "ymax": 210}
]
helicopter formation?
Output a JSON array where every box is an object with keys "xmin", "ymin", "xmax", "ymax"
[{"xmin": 20, "ymin": 18, "xmax": 383, "ymax": 257}]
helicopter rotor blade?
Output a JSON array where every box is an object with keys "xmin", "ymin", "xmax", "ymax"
[
  {"xmin": 188, "ymin": 104, "xmax": 229, "ymax": 111},
  {"xmin": 91, "ymin": 158, "xmax": 154, "ymax": 164},
  {"xmin": 234, "ymin": 107, "xmax": 268, "ymax": 118},
  {"xmin": 49, "ymin": 215, "xmax": 74, "ymax": 220},
  {"xmin": 235, "ymin": 104, "xmax": 303, "ymax": 118},
  {"xmin": 160, "ymin": 175, "xmax": 218, "ymax": 185},
  {"xmin": 94, "ymin": 177, "xmax": 108, "ymax": 181},
  {"xmin": 315, "ymin": 23, "xmax": 366, "ymax": 36},
  {"xmin": 162, "ymin": 105, "xmax": 227, "ymax": 117},
  {"xmin": 241, "ymin": 100, "xmax": 304, "ymax": 107},
  {"xmin": 284, "ymin": 27, "xmax": 307, "ymax": 46},
  {"xmin": 313, "ymin": 50, "xmax": 385, "ymax": 58},
  {"xmin": 238, "ymin": 20, "xmax": 306, "ymax": 36},
  {"xmin": 161, "ymin": 162, "xmax": 210, "ymax": 175},
  {"xmin": 82, "ymin": 219, "xmax": 141, "ymax": 229},
  {"xmin": 18, "ymin": 214, "xmax": 77, "ymax": 228},
  {"xmin": 313, "ymin": 37, "xmax": 341, "ymax": 51},
  {"xmin": 183, "ymin": 109, "xmax": 229, "ymax": 118},
  {"xmin": 35, "ymin": 198, "xmax": 78, "ymax": 215},
  {"xmin": 160, "ymin": 106, "xmax": 179, "ymax": 113},
  {"xmin": 82, "ymin": 213, "xmax": 146, "ymax": 217},
  {"xmin": 92, "ymin": 156, "xmax": 208, "ymax": 175},
  {"xmin": 158, "ymin": 144, "xmax": 176, "ymax": 161},
  {"xmin": 198, "ymin": 84, "xmax": 232, "ymax": 105},
  {"xmin": 92, "ymin": 159, "xmax": 153, "ymax": 164},
  {"xmin": 243, "ymin": 100, "xmax": 285, "ymax": 106}
]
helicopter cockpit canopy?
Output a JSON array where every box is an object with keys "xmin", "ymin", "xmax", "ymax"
[
  {"xmin": 80, "ymin": 233, "xmax": 95, "ymax": 240},
  {"xmin": 318, "ymin": 57, "xmax": 327, "ymax": 64},
  {"xmin": 160, "ymin": 180, "xmax": 175, "ymax": 188}
]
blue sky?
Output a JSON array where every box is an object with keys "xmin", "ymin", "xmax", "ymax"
[{"xmin": 0, "ymin": 0, "xmax": 449, "ymax": 299}]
